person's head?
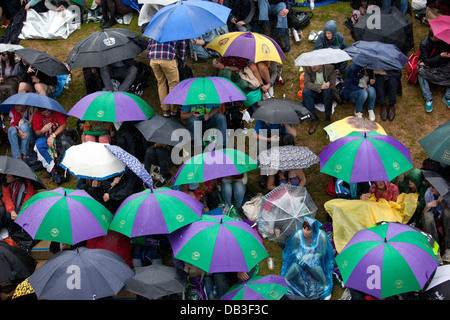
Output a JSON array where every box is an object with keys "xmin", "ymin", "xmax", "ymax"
[
  {"xmin": 428, "ymin": 28, "xmax": 440, "ymax": 42},
  {"xmin": 13, "ymin": 104, "xmax": 27, "ymax": 113},
  {"xmin": 375, "ymin": 181, "xmax": 386, "ymax": 190},
  {"xmin": 303, "ymin": 219, "xmax": 311, "ymax": 238},
  {"xmin": 0, "ymin": 51, "xmax": 12, "ymax": 61},
  {"xmin": 311, "ymin": 65, "xmax": 323, "ymax": 72},
  {"xmin": 5, "ymin": 174, "xmax": 16, "ymax": 184},
  {"xmin": 325, "ymin": 31, "xmax": 333, "ymax": 40},
  {"xmin": 323, "ymin": 20, "xmax": 337, "ymax": 40},
  {"xmin": 38, "ymin": 108, "xmax": 52, "ymax": 117},
  {"xmin": 428, "ymin": 184, "xmax": 440, "ymax": 196}
]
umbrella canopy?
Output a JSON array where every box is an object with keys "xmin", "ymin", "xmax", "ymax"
[
  {"xmin": 135, "ymin": 115, "xmax": 189, "ymax": 146},
  {"xmin": 0, "ymin": 92, "xmax": 67, "ymax": 115},
  {"xmin": 294, "ymin": 48, "xmax": 351, "ymax": 67},
  {"xmin": 353, "ymin": 6, "xmax": 414, "ymax": 54},
  {"xmin": 418, "ymin": 121, "xmax": 450, "ymax": 165},
  {"xmin": 0, "ymin": 155, "xmax": 46, "ymax": 190},
  {"xmin": 15, "ymin": 48, "xmax": 70, "ymax": 77},
  {"xmin": 162, "ymin": 76, "xmax": 247, "ymax": 106},
  {"xmin": 422, "ymin": 169, "xmax": 450, "ymax": 207},
  {"xmin": 257, "ymin": 184, "xmax": 318, "ymax": 244},
  {"xmin": 143, "ymin": 0, "xmax": 231, "ymax": 42},
  {"xmin": 68, "ymin": 91, "xmax": 155, "ymax": 122},
  {"xmin": 104, "ymin": 144, "xmax": 153, "ymax": 188},
  {"xmin": 344, "ymin": 40, "xmax": 409, "ymax": 71},
  {"xmin": 429, "ymin": 15, "xmax": 450, "ymax": 45},
  {"xmin": 319, "ymin": 131, "xmax": 414, "ymax": 183},
  {"xmin": 59, "ymin": 141, "xmax": 127, "ymax": 181},
  {"xmin": 252, "ymin": 98, "xmax": 312, "ymax": 124},
  {"xmin": 109, "ymin": 187, "xmax": 203, "ymax": 237},
  {"xmin": 172, "ymin": 148, "xmax": 258, "ymax": 185},
  {"xmin": 221, "ymin": 275, "xmax": 288, "ymax": 300},
  {"xmin": 66, "ymin": 28, "xmax": 148, "ymax": 69},
  {"xmin": 169, "ymin": 213, "xmax": 268, "ymax": 273},
  {"xmin": 0, "ymin": 241, "xmax": 37, "ymax": 283},
  {"xmin": 257, "ymin": 145, "xmax": 319, "ymax": 172},
  {"xmin": 324, "ymin": 116, "xmax": 387, "ymax": 142},
  {"xmin": 0, "ymin": 43, "xmax": 23, "ymax": 52},
  {"xmin": 205, "ymin": 31, "xmax": 286, "ymax": 64},
  {"xmin": 15, "ymin": 188, "xmax": 113, "ymax": 245},
  {"xmin": 335, "ymin": 222, "xmax": 439, "ymax": 299},
  {"xmin": 425, "ymin": 265, "xmax": 450, "ymax": 300},
  {"xmin": 28, "ymin": 247, "xmax": 134, "ymax": 300},
  {"xmin": 124, "ymin": 264, "xmax": 187, "ymax": 299}
]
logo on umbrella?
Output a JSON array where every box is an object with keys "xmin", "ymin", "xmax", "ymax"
[
  {"xmin": 192, "ymin": 251, "xmax": 200, "ymax": 260},
  {"xmin": 393, "ymin": 162, "xmax": 400, "ymax": 170},
  {"xmin": 97, "ymin": 110, "xmax": 104, "ymax": 118},
  {"xmin": 218, "ymin": 38, "xmax": 229, "ymax": 46},
  {"xmin": 103, "ymin": 37, "xmax": 116, "ymax": 46},
  {"xmin": 198, "ymin": 93, "xmax": 206, "ymax": 100},
  {"xmin": 251, "ymin": 250, "xmax": 258, "ymax": 259},
  {"xmin": 394, "ymin": 279, "xmax": 404, "ymax": 289},
  {"xmin": 119, "ymin": 220, "xmax": 126, "ymax": 228},
  {"xmin": 269, "ymin": 290, "xmax": 279, "ymax": 299},
  {"xmin": 50, "ymin": 228, "xmax": 60, "ymax": 237},
  {"xmin": 334, "ymin": 164, "xmax": 342, "ymax": 173},
  {"xmin": 187, "ymin": 172, "xmax": 194, "ymax": 180},
  {"xmin": 261, "ymin": 44, "xmax": 271, "ymax": 55},
  {"xmin": 176, "ymin": 214, "xmax": 184, "ymax": 223}
]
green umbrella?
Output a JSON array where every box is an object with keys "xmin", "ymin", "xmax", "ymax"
[
  {"xmin": 419, "ymin": 121, "xmax": 450, "ymax": 165},
  {"xmin": 221, "ymin": 275, "xmax": 289, "ymax": 300},
  {"xmin": 172, "ymin": 148, "xmax": 258, "ymax": 185}
]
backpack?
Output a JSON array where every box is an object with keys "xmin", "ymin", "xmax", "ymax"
[{"xmin": 406, "ymin": 49, "xmax": 420, "ymax": 84}]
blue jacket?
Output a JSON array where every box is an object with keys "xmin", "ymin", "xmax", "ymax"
[{"xmin": 339, "ymin": 64, "xmax": 364, "ymax": 100}]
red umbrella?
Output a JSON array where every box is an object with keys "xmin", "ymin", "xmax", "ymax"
[{"xmin": 86, "ymin": 230, "xmax": 133, "ymax": 268}]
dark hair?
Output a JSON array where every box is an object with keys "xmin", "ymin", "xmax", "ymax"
[{"xmin": 303, "ymin": 220, "xmax": 311, "ymax": 230}]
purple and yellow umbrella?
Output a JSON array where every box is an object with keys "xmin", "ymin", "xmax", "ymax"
[
  {"xmin": 205, "ymin": 31, "xmax": 286, "ymax": 64},
  {"xmin": 319, "ymin": 131, "xmax": 413, "ymax": 183},
  {"xmin": 221, "ymin": 275, "xmax": 289, "ymax": 300},
  {"xmin": 336, "ymin": 222, "xmax": 439, "ymax": 299}
]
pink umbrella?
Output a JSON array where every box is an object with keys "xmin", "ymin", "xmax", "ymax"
[{"xmin": 430, "ymin": 15, "xmax": 450, "ymax": 45}]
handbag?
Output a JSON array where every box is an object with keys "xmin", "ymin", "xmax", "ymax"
[
  {"xmin": 287, "ymin": 10, "xmax": 313, "ymax": 30},
  {"xmin": 238, "ymin": 66, "xmax": 260, "ymax": 90}
]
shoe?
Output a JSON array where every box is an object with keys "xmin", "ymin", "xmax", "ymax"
[
  {"xmin": 368, "ymin": 110, "xmax": 376, "ymax": 121},
  {"xmin": 442, "ymin": 249, "xmax": 450, "ymax": 263},
  {"xmin": 425, "ymin": 100, "xmax": 433, "ymax": 113},
  {"xmin": 308, "ymin": 120, "xmax": 319, "ymax": 135},
  {"xmin": 308, "ymin": 30, "xmax": 318, "ymax": 42},
  {"xmin": 102, "ymin": 17, "xmax": 117, "ymax": 28},
  {"xmin": 51, "ymin": 170, "xmax": 62, "ymax": 185},
  {"xmin": 276, "ymin": 34, "xmax": 287, "ymax": 51},
  {"xmin": 437, "ymin": 252, "xmax": 444, "ymax": 265},
  {"xmin": 380, "ymin": 106, "xmax": 387, "ymax": 121},
  {"xmin": 162, "ymin": 112, "xmax": 170, "ymax": 118},
  {"xmin": 155, "ymin": 174, "xmax": 172, "ymax": 188},
  {"xmin": 443, "ymin": 96, "xmax": 450, "ymax": 109},
  {"xmin": 354, "ymin": 112, "xmax": 363, "ymax": 118},
  {"xmin": 388, "ymin": 106, "xmax": 395, "ymax": 121}
]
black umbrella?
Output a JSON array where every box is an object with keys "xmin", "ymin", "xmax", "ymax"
[
  {"xmin": 252, "ymin": 98, "xmax": 312, "ymax": 124},
  {"xmin": 0, "ymin": 156, "xmax": 46, "ymax": 190},
  {"xmin": 422, "ymin": 170, "xmax": 450, "ymax": 206},
  {"xmin": 425, "ymin": 265, "xmax": 450, "ymax": 300},
  {"xmin": 66, "ymin": 28, "xmax": 148, "ymax": 69},
  {"xmin": 0, "ymin": 241, "xmax": 37, "ymax": 283},
  {"xmin": 15, "ymin": 48, "xmax": 70, "ymax": 77},
  {"xmin": 135, "ymin": 115, "xmax": 191, "ymax": 146},
  {"xmin": 353, "ymin": 6, "xmax": 414, "ymax": 55}
]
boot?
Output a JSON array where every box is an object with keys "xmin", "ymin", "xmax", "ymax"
[
  {"xmin": 380, "ymin": 106, "xmax": 387, "ymax": 121},
  {"xmin": 308, "ymin": 119, "xmax": 319, "ymax": 135},
  {"xmin": 263, "ymin": 24, "xmax": 271, "ymax": 37},
  {"xmin": 388, "ymin": 105, "xmax": 395, "ymax": 121}
]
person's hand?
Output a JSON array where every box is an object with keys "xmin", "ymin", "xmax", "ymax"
[
  {"xmin": 360, "ymin": 193, "xmax": 370, "ymax": 201},
  {"xmin": 204, "ymin": 112, "xmax": 210, "ymax": 121},
  {"xmin": 321, "ymin": 81, "xmax": 330, "ymax": 89},
  {"xmin": 18, "ymin": 129, "xmax": 27, "ymax": 139},
  {"xmin": 236, "ymin": 20, "xmax": 245, "ymax": 26},
  {"xmin": 230, "ymin": 17, "xmax": 237, "ymax": 24},
  {"xmin": 25, "ymin": 3, "xmax": 30, "ymax": 10},
  {"xmin": 56, "ymin": 5, "xmax": 65, "ymax": 11},
  {"xmin": 359, "ymin": 6, "xmax": 366, "ymax": 15},
  {"xmin": 370, "ymin": 78, "xmax": 376, "ymax": 85},
  {"xmin": 262, "ymin": 83, "xmax": 271, "ymax": 91},
  {"xmin": 237, "ymin": 272, "xmax": 250, "ymax": 281},
  {"xmin": 440, "ymin": 52, "xmax": 450, "ymax": 58},
  {"xmin": 42, "ymin": 122, "xmax": 53, "ymax": 133},
  {"xmin": 280, "ymin": 8, "xmax": 289, "ymax": 17},
  {"xmin": 47, "ymin": 135, "xmax": 55, "ymax": 148},
  {"xmin": 103, "ymin": 193, "xmax": 110, "ymax": 202},
  {"xmin": 270, "ymin": 135, "xmax": 280, "ymax": 142},
  {"xmin": 192, "ymin": 111, "xmax": 201, "ymax": 118},
  {"xmin": 31, "ymin": 75, "xmax": 39, "ymax": 83}
]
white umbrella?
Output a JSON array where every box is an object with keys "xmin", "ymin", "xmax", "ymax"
[
  {"xmin": 137, "ymin": 0, "xmax": 177, "ymax": 5},
  {"xmin": 0, "ymin": 44, "xmax": 24, "ymax": 53},
  {"xmin": 294, "ymin": 48, "xmax": 351, "ymax": 66},
  {"xmin": 60, "ymin": 141, "xmax": 126, "ymax": 181}
]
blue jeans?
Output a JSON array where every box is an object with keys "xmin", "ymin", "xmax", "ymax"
[
  {"xmin": 418, "ymin": 74, "xmax": 450, "ymax": 101},
  {"xmin": 302, "ymin": 88, "xmax": 333, "ymax": 121},
  {"xmin": 258, "ymin": 0, "xmax": 288, "ymax": 29},
  {"xmin": 8, "ymin": 124, "xmax": 32, "ymax": 159},
  {"xmin": 373, "ymin": 71, "xmax": 401, "ymax": 106},
  {"xmin": 349, "ymin": 87, "xmax": 376, "ymax": 113},
  {"xmin": 186, "ymin": 113, "xmax": 227, "ymax": 148},
  {"xmin": 381, "ymin": 0, "xmax": 409, "ymax": 15},
  {"xmin": 221, "ymin": 181, "xmax": 246, "ymax": 209}
]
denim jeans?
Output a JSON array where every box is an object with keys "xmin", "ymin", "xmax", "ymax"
[
  {"xmin": 302, "ymin": 88, "xmax": 332, "ymax": 121},
  {"xmin": 373, "ymin": 71, "xmax": 401, "ymax": 106},
  {"xmin": 422, "ymin": 208, "xmax": 450, "ymax": 250},
  {"xmin": 221, "ymin": 181, "xmax": 246, "ymax": 209},
  {"xmin": 418, "ymin": 74, "xmax": 450, "ymax": 101},
  {"xmin": 381, "ymin": 0, "xmax": 409, "ymax": 15},
  {"xmin": 258, "ymin": 0, "xmax": 288, "ymax": 29},
  {"xmin": 8, "ymin": 124, "xmax": 32, "ymax": 159},
  {"xmin": 186, "ymin": 113, "xmax": 227, "ymax": 148},
  {"xmin": 349, "ymin": 87, "xmax": 376, "ymax": 113}
]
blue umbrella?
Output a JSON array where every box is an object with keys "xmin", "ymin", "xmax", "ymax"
[
  {"xmin": 143, "ymin": 0, "xmax": 231, "ymax": 42},
  {"xmin": 104, "ymin": 144, "xmax": 153, "ymax": 188},
  {"xmin": 344, "ymin": 41, "xmax": 408, "ymax": 71},
  {"xmin": 0, "ymin": 92, "xmax": 67, "ymax": 114}
]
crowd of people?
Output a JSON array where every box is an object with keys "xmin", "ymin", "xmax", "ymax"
[{"xmin": 0, "ymin": 0, "xmax": 449, "ymax": 301}]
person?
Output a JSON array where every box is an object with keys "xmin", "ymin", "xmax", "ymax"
[
  {"xmin": 0, "ymin": 50, "xmax": 21, "ymax": 102},
  {"xmin": 100, "ymin": 59, "xmax": 138, "ymax": 93},
  {"xmin": 422, "ymin": 181, "xmax": 450, "ymax": 263},
  {"xmin": 335, "ymin": 178, "xmax": 371, "ymax": 200},
  {"xmin": 44, "ymin": 0, "xmax": 78, "ymax": 11},
  {"xmin": 372, "ymin": 69, "xmax": 402, "ymax": 121},
  {"xmin": 397, "ymin": 168, "xmax": 428, "ymax": 226},
  {"xmin": 257, "ymin": 0, "xmax": 292, "ymax": 50},
  {"xmin": 360, "ymin": 180, "xmax": 399, "ymax": 202},
  {"xmin": 180, "ymin": 103, "xmax": 227, "ymax": 149},
  {"xmin": 339, "ymin": 64, "xmax": 376, "ymax": 121},
  {"xmin": 17, "ymin": 59, "xmax": 57, "ymax": 97},
  {"xmin": 220, "ymin": 173, "xmax": 247, "ymax": 211},
  {"xmin": 224, "ymin": 0, "xmax": 257, "ymax": 32},
  {"xmin": 95, "ymin": 0, "xmax": 131, "ymax": 28},
  {"xmin": 147, "ymin": 38, "xmax": 187, "ymax": 118},
  {"xmin": 102, "ymin": 170, "xmax": 145, "ymax": 213},
  {"xmin": 314, "ymin": 20, "xmax": 348, "ymax": 76},
  {"xmin": 257, "ymin": 60, "xmax": 279, "ymax": 99},
  {"xmin": 7, "ymin": 104, "xmax": 33, "ymax": 160},
  {"xmin": 267, "ymin": 169, "xmax": 306, "ymax": 191},
  {"xmin": 302, "ymin": 64, "xmax": 340, "ymax": 134},
  {"xmin": 381, "ymin": 0, "xmax": 409, "ymax": 15},
  {"xmin": 417, "ymin": 28, "xmax": 450, "ymax": 113},
  {"xmin": 144, "ymin": 142, "xmax": 173, "ymax": 188},
  {"xmin": 82, "ymin": 120, "xmax": 114, "ymax": 144},
  {"xmin": 32, "ymin": 107, "xmax": 67, "ymax": 184}
]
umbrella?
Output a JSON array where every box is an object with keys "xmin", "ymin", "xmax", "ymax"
[
  {"xmin": 135, "ymin": 115, "xmax": 190, "ymax": 146},
  {"xmin": 15, "ymin": 48, "xmax": 70, "ymax": 77},
  {"xmin": 66, "ymin": 28, "xmax": 148, "ymax": 69},
  {"xmin": 68, "ymin": 91, "xmax": 155, "ymax": 122},
  {"xmin": 352, "ymin": 6, "xmax": 414, "ymax": 54},
  {"xmin": 59, "ymin": 141, "xmax": 127, "ymax": 181},
  {"xmin": 28, "ymin": 247, "xmax": 134, "ymax": 300},
  {"xmin": 344, "ymin": 41, "xmax": 409, "ymax": 71},
  {"xmin": 109, "ymin": 187, "xmax": 203, "ymax": 237},
  {"xmin": 162, "ymin": 76, "xmax": 247, "ymax": 106},
  {"xmin": 86, "ymin": 230, "xmax": 133, "ymax": 268},
  {"xmin": 323, "ymin": 116, "xmax": 387, "ymax": 142},
  {"xmin": 0, "ymin": 43, "xmax": 23, "ymax": 52},
  {"xmin": 0, "ymin": 241, "xmax": 37, "ymax": 283},
  {"xmin": 0, "ymin": 92, "xmax": 67, "ymax": 115},
  {"xmin": 421, "ymin": 169, "xmax": 450, "ymax": 206},
  {"xmin": 205, "ymin": 31, "xmax": 286, "ymax": 64},
  {"xmin": 124, "ymin": 264, "xmax": 187, "ymax": 299},
  {"xmin": 425, "ymin": 265, "xmax": 450, "ymax": 300},
  {"xmin": 335, "ymin": 222, "xmax": 439, "ymax": 299},
  {"xmin": 0, "ymin": 155, "xmax": 46, "ymax": 190},
  {"xmin": 104, "ymin": 144, "xmax": 153, "ymax": 188},
  {"xmin": 429, "ymin": 15, "xmax": 450, "ymax": 45},
  {"xmin": 257, "ymin": 145, "xmax": 319, "ymax": 172},
  {"xmin": 221, "ymin": 275, "xmax": 288, "ymax": 300},
  {"xmin": 319, "ymin": 130, "xmax": 414, "ymax": 183},
  {"xmin": 418, "ymin": 121, "xmax": 450, "ymax": 165},
  {"xmin": 257, "ymin": 184, "xmax": 318, "ymax": 244},
  {"xmin": 138, "ymin": 0, "xmax": 177, "ymax": 3},
  {"xmin": 172, "ymin": 148, "xmax": 258, "ymax": 185},
  {"xmin": 15, "ymin": 187, "xmax": 113, "ymax": 245},
  {"xmin": 252, "ymin": 98, "xmax": 312, "ymax": 124},
  {"xmin": 143, "ymin": 0, "xmax": 231, "ymax": 42},
  {"xmin": 294, "ymin": 48, "xmax": 351, "ymax": 67},
  {"xmin": 168, "ymin": 213, "xmax": 268, "ymax": 273}
]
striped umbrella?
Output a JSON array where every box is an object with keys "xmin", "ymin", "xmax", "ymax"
[{"xmin": 221, "ymin": 275, "xmax": 288, "ymax": 300}]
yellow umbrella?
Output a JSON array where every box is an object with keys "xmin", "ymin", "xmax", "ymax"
[
  {"xmin": 11, "ymin": 278, "xmax": 35, "ymax": 300},
  {"xmin": 324, "ymin": 116, "xmax": 387, "ymax": 142},
  {"xmin": 205, "ymin": 31, "xmax": 286, "ymax": 64}
]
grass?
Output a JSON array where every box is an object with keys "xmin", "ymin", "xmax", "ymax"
[{"xmin": 3, "ymin": 0, "xmax": 448, "ymax": 300}]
